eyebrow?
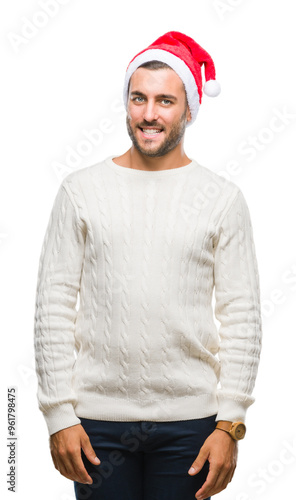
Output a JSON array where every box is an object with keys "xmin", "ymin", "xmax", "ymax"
[{"xmin": 130, "ymin": 91, "xmax": 177, "ymax": 101}]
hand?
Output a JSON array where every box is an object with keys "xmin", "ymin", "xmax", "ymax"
[
  {"xmin": 188, "ymin": 428, "xmax": 238, "ymax": 500},
  {"xmin": 50, "ymin": 423, "xmax": 101, "ymax": 484}
]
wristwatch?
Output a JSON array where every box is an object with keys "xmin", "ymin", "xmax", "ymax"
[{"xmin": 215, "ymin": 421, "xmax": 246, "ymax": 440}]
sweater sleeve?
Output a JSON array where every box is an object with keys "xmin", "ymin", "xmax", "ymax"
[
  {"xmin": 213, "ymin": 188, "xmax": 262, "ymax": 423},
  {"xmin": 34, "ymin": 180, "xmax": 85, "ymax": 436}
]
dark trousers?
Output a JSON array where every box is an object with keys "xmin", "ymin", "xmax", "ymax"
[{"xmin": 74, "ymin": 414, "xmax": 217, "ymax": 500}]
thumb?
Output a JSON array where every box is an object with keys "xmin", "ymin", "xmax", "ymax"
[
  {"xmin": 188, "ymin": 445, "xmax": 208, "ymax": 475},
  {"xmin": 81, "ymin": 434, "xmax": 101, "ymax": 465}
]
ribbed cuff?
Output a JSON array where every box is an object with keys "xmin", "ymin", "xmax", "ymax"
[
  {"xmin": 42, "ymin": 402, "xmax": 82, "ymax": 436},
  {"xmin": 215, "ymin": 397, "xmax": 254, "ymax": 423}
]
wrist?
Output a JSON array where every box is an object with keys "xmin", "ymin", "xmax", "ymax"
[
  {"xmin": 214, "ymin": 427, "xmax": 234, "ymax": 438},
  {"xmin": 215, "ymin": 420, "xmax": 246, "ymax": 441}
]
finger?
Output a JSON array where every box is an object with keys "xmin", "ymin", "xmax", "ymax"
[
  {"xmin": 195, "ymin": 463, "xmax": 220, "ymax": 499},
  {"xmin": 69, "ymin": 452, "xmax": 94, "ymax": 484},
  {"xmin": 211, "ymin": 465, "xmax": 234, "ymax": 495},
  {"xmin": 197, "ymin": 466, "xmax": 232, "ymax": 498},
  {"xmin": 55, "ymin": 455, "xmax": 77, "ymax": 482},
  {"xmin": 228, "ymin": 463, "xmax": 236, "ymax": 482},
  {"xmin": 188, "ymin": 446, "xmax": 209, "ymax": 475},
  {"xmin": 81, "ymin": 434, "xmax": 101, "ymax": 466},
  {"xmin": 50, "ymin": 443, "xmax": 70, "ymax": 474},
  {"xmin": 56, "ymin": 446, "xmax": 92, "ymax": 484},
  {"xmin": 220, "ymin": 467, "xmax": 234, "ymax": 490},
  {"xmin": 223, "ymin": 461, "xmax": 237, "ymax": 486},
  {"xmin": 50, "ymin": 454, "xmax": 59, "ymax": 472}
]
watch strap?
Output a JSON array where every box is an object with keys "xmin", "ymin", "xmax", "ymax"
[
  {"xmin": 216, "ymin": 421, "xmax": 233, "ymax": 433},
  {"xmin": 215, "ymin": 421, "xmax": 246, "ymax": 440}
]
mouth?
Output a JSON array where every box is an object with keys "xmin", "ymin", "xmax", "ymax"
[{"xmin": 138, "ymin": 127, "xmax": 164, "ymax": 139}]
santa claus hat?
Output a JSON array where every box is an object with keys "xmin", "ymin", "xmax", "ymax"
[{"xmin": 123, "ymin": 31, "xmax": 221, "ymax": 127}]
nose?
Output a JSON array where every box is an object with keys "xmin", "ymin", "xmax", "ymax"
[{"xmin": 142, "ymin": 99, "xmax": 159, "ymax": 123}]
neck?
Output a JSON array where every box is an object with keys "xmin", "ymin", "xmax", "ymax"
[{"xmin": 114, "ymin": 144, "xmax": 191, "ymax": 172}]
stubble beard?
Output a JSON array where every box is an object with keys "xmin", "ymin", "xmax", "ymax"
[{"xmin": 126, "ymin": 107, "xmax": 188, "ymax": 158}]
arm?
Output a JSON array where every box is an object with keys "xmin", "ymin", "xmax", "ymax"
[
  {"xmin": 34, "ymin": 179, "xmax": 102, "ymax": 483},
  {"xmin": 188, "ymin": 188, "xmax": 262, "ymax": 499},
  {"xmin": 33, "ymin": 179, "xmax": 85, "ymax": 437},
  {"xmin": 213, "ymin": 187, "xmax": 262, "ymax": 423}
]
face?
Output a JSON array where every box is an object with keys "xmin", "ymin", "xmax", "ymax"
[{"xmin": 126, "ymin": 67, "xmax": 191, "ymax": 158}]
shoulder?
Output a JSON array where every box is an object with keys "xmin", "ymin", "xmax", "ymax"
[
  {"xmin": 54, "ymin": 159, "xmax": 106, "ymax": 214},
  {"xmin": 193, "ymin": 160, "xmax": 239, "ymax": 192},
  {"xmin": 191, "ymin": 159, "xmax": 242, "ymax": 212},
  {"xmin": 61, "ymin": 159, "xmax": 106, "ymax": 188},
  {"xmin": 58, "ymin": 158, "xmax": 109, "ymax": 203}
]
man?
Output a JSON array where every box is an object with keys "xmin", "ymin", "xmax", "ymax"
[{"xmin": 34, "ymin": 31, "xmax": 262, "ymax": 500}]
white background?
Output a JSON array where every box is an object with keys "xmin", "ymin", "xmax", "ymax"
[{"xmin": 1, "ymin": 1, "xmax": 296, "ymax": 499}]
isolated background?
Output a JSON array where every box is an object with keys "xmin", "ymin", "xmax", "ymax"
[{"xmin": 1, "ymin": 1, "xmax": 296, "ymax": 499}]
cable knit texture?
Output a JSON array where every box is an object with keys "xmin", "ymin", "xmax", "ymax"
[{"xmin": 34, "ymin": 155, "xmax": 262, "ymax": 436}]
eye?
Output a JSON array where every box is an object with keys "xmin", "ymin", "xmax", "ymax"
[
  {"xmin": 162, "ymin": 99, "xmax": 172, "ymax": 105},
  {"xmin": 132, "ymin": 97, "xmax": 144, "ymax": 102}
]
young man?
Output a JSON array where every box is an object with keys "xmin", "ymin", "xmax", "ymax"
[{"xmin": 34, "ymin": 31, "xmax": 262, "ymax": 500}]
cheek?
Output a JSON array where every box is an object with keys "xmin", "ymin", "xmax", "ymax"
[{"xmin": 127, "ymin": 105, "xmax": 141, "ymax": 122}]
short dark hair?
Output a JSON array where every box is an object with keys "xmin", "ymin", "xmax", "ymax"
[
  {"xmin": 127, "ymin": 60, "xmax": 188, "ymax": 108},
  {"xmin": 138, "ymin": 60, "xmax": 172, "ymax": 71}
]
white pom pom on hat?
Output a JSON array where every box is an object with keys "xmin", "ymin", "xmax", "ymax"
[
  {"xmin": 203, "ymin": 79, "xmax": 221, "ymax": 97},
  {"xmin": 123, "ymin": 31, "xmax": 221, "ymax": 127}
]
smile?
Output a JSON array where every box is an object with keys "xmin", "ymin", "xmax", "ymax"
[{"xmin": 139, "ymin": 127, "xmax": 164, "ymax": 139}]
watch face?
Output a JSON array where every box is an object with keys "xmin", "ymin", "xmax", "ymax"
[{"xmin": 234, "ymin": 423, "xmax": 246, "ymax": 439}]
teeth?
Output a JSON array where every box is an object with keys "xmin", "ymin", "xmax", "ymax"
[{"xmin": 142, "ymin": 129, "xmax": 162, "ymax": 134}]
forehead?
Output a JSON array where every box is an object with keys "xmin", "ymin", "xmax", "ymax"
[{"xmin": 129, "ymin": 67, "xmax": 185, "ymax": 95}]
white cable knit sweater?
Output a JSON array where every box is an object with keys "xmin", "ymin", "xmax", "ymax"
[{"xmin": 34, "ymin": 155, "xmax": 262, "ymax": 437}]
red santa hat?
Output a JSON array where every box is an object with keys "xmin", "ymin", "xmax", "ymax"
[{"xmin": 123, "ymin": 31, "xmax": 221, "ymax": 127}]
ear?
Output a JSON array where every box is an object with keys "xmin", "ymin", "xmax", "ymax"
[{"xmin": 186, "ymin": 103, "xmax": 191, "ymax": 123}]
